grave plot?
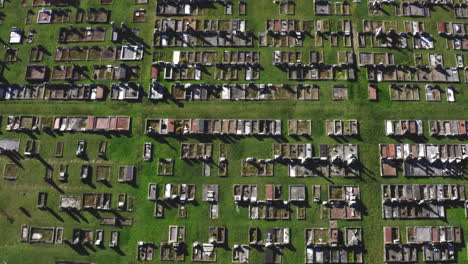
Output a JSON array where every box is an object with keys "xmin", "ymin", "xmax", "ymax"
[
  {"xmin": 320, "ymin": 144, "xmax": 360, "ymax": 177},
  {"xmin": 272, "ymin": 143, "xmax": 313, "ymax": 160},
  {"xmin": 23, "ymin": 226, "xmax": 57, "ymax": 244},
  {"xmin": 232, "ymin": 245, "xmax": 250, "ymax": 263},
  {"xmin": 109, "ymin": 83, "xmax": 140, "ymax": 101},
  {"xmin": 239, "ymin": 1, "xmax": 246, "ymax": 15},
  {"xmin": 326, "ymin": 185, "xmax": 362, "ymax": 220},
  {"xmin": 278, "ymin": 1, "xmax": 295, "ymax": 15},
  {"xmin": 3, "ymin": 163, "xmax": 18, "ymax": 180},
  {"xmin": 158, "ymin": 158, "xmax": 174, "ymax": 176},
  {"xmin": 29, "ymin": 47, "xmax": 44, "ymax": 62},
  {"xmin": 117, "ymin": 193, "xmax": 134, "ymax": 212},
  {"xmin": 4, "ymin": 48, "xmax": 18, "ymax": 62},
  {"xmin": 96, "ymin": 165, "xmax": 111, "ymax": 182},
  {"xmin": 174, "ymin": 50, "xmax": 217, "ymax": 65},
  {"xmin": 259, "ymin": 33, "xmax": 303, "ymax": 47},
  {"xmin": 118, "ymin": 166, "xmax": 135, "ymax": 183},
  {"xmin": 288, "ymin": 120, "xmax": 312, "ymax": 136},
  {"xmin": 82, "ymin": 193, "xmax": 112, "ymax": 211},
  {"xmin": 241, "ymin": 159, "xmax": 274, "ymax": 176},
  {"xmin": 92, "ymin": 65, "xmax": 140, "ymax": 80},
  {"xmin": 218, "ymin": 144, "xmax": 228, "ymax": 177},
  {"xmin": 133, "ymin": 9, "xmax": 146, "ymax": 23},
  {"xmin": 101, "ymin": 217, "xmax": 133, "ymax": 226},
  {"xmin": 332, "ymin": 84, "xmax": 348, "ymax": 100},
  {"xmin": 36, "ymin": 8, "xmax": 71, "ymax": 24},
  {"xmin": 24, "ymin": 139, "xmax": 40, "ymax": 156},
  {"xmin": 233, "ymin": 184, "xmax": 258, "ymax": 203},
  {"xmin": 249, "ymin": 203, "xmax": 290, "ymax": 220},
  {"xmin": 51, "ymin": 65, "xmax": 83, "ymax": 81},
  {"xmin": 425, "ymin": 85, "xmax": 442, "ymax": 101},
  {"xmin": 273, "ymin": 50, "xmax": 302, "ymax": 65},
  {"xmin": 389, "ymin": 84, "xmax": 420, "ymax": 101},
  {"xmin": 289, "ymin": 159, "xmax": 329, "ymax": 177},
  {"xmin": 428, "ymin": 120, "xmax": 467, "ymax": 137},
  {"xmin": 305, "ymin": 227, "xmax": 364, "ymax": 263},
  {"xmin": 160, "ymin": 242, "xmax": 185, "ymax": 261},
  {"xmin": 385, "ymin": 120, "xmax": 423, "ymax": 137},
  {"xmin": 325, "ymin": 120, "xmax": 359, "ymax": 136},
  {"xmin": 25, "ymin": 65, "xmax": 48, "ymax": 82},
  {"xmin": 6, "ymin": 116, "xmax": 41, "ymax": 131},
  {"xmin": 181, "ymin": 143, "xmax": 213, "ymax": 160},
  {"xmin": 87, "ymin": 8, "xmax": 110, "ymax": 24}
]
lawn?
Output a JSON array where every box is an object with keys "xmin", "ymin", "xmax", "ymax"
[{"xmin": 0, "ymin": 0, "xmax": 467, "ymax": 263}]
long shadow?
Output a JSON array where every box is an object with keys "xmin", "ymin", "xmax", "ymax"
[
  {"xmin": 64, "ymin": 240, "xmax": 90, "ymax": 256},
  {"xmin": 111, "ymin": 246, "xmax": 126, "ymax": 256},
  {"xmin": 46, "ymin": 207, "xmax": 64, "ymax": 222},
  {"xmin": 46, "ymin": 180, "xmax": 65, "ymax": 194}
]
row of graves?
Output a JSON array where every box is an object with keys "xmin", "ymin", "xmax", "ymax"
[
  {"xmin": 58, "ymin": 191, "xmax": 135, "ymax": 212},
  {"xmin": 110, "ymin": 82, "xmax": 141, "ymax": 100},
  {"xmin": 387, "ymin": 84, "xmax": 419, "ymax": 101},
  {"xmin": 381, "ymin": 184, "xmax": 466, "ymax": 219},
  {"xmin": 272, "ymin": 143, "xmax": 360, "ymax": 177},
  {"xmin": 259, "ymin": 19, "xmax": 353, "ymax": 48},
  {"xmin": 241, "ymin": 157, "xmax": 275, "ymax": 177},
  {"xmin": 156, "ymin": 0, "xmax": 241, "ymax": 16},
  {"xmin": 153, "ymin": 19, "xmax": 252, "ymax": 47},
  {"xmin": 151, "ymin": 184, "xmax": 219, "ymax": 219},
  {"xmin": 233, "ymin": 184, "xmax": 362, "ymax": 221},
  {"xmin": 22, "ymin": 65, "xmax": 135, "ymax": 83},
  {"xmin": 438, "ymin": 21, "xmax": 468, "ymax": 38},
  {"xmin": 325, "ymin": 120, "xmax": 359, "ymax": 136},
  {"xmin": 34, "ymin": 8, "xmax": 71, "ymax": 24},
  {"xmin": 383, "ymin": 226, "xmax": 463, "ymax": 263},
  {"xmin": 396, "ymin": 1, "xmax": 430, "ymax": 17},
  {"xmin": 385, "ymin": 120, "xmax": 423, "ymax": 136},
  {"xmin": 161, "ymin": 50, "xmax": 260, "ymax": 81},
  {"xmin": 274, "ymin": 51, "xmax": 353, "ymax": 69},
  {"xmin": 314, "ymin": 0, "xmax": 351, "ymax": 16},
  {"xmin": 429, "ymin": 120, "xmax": 468, "ymax": 137},
  {"xmin": 389, "ymin": 83, "xmax": 456, "ymax": 102},
  {"xmin": 5, "ymin": 115, "xmax": 131, "ymax": 133},
  {"xmin": 92, "ymin": 64, "xmax": 140, "ymax": 81},
  {"xmin": 20, "ymin": 64, "xmax": 140, "ymax": 83},
  {"xmin": 54, "ymin": 45, "xmax": 143, "ymax": 62},
  {"xmin": 138, "ymin": 225, "xmax": 248, "ymax": 262},
  {"xmin": 58, "ymin": 26, "xmax": 106, "ymax": 43},
  {"xmin": 437, "ymin": 21, "xmax": 468, "ymax": 50},
  {"xmin": 425, "ymin": 84, "xmax": 456, "ymax": 102},
  {"xmin": 358, "ymin": 20, "xmax": 433, "ymax": 49},
  {"xmin": 171, "ymin": 83, "xmax": 320, "ymax": 101},
  {"xmin": 366, "ymin": 66, "xmax": 460, "ymax": 83},
  {"xmin": 305, "ymin": 227, "xmax": 364, "ymax": 264},
  {"xmin": 233, "ymin": 184, "xmax": 307, "ymax": 220},
  {"xmin": 233, "ymin": 183, "xmax": 361, "ymax": 221},
  {"xmin": 35, "ymin": 7, "xmax": 110, "ymax": 24},
  {"xmin": 358, "ymin": 52, "xmax": 394, "ymax": 67},
  {"xmin": 20, "ymin": 224, "xmax": 120, "ymax": 248},
  {"xmin": 286, "ymin": 65, "xmax": 355, "ymax": 82},
  {"xmin": 379, "ymin": 143, "xmax": 468, "ymax": 177},
  {"xmin": 145, "ymin": 118, "xmax": 282, "ymax": 136}
]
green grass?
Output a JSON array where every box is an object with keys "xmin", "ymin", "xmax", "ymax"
[{"xmin": 0, "ymin": 0, "xmax": 467, "ymax": 263}]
